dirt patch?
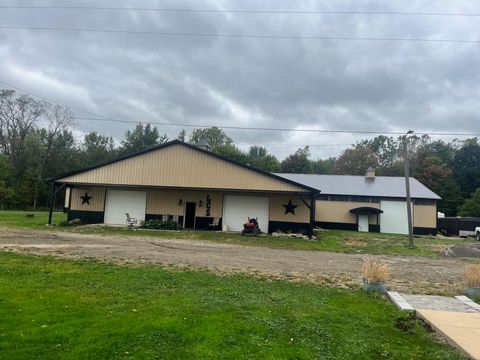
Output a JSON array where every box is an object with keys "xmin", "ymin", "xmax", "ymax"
[
  {"xmin": 444, "ymin": 243, "xmax": 480, "ymax": 258},
  {"xmin": 0, "ymin": 227, "xmax": 474, "ymax": 294},
  {"xmin": 344, "ymin": 239, "xmax": 368, "ymax": 247}
]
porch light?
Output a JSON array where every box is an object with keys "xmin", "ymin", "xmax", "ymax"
[
  {"xmin": 198, "ymin": 200, "xmax": 203, "ymax": 207},
  {"xmin": 178, "ymin": 199, "xmax": 183, "ymax": 206}
]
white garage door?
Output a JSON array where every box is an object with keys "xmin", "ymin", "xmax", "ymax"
[
  {"xmin": 380, "ymin": 200, "xmax": 409, "ymax": 235},
  {"xmin": 223, "ymin": 195, "xmax": 269, "ymax": 232},
  {"xmin": 104, "ymin": 190, "xmax": 147, "ymax": 225}
]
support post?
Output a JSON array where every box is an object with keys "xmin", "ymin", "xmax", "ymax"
[
  {"xmin": 404, "ymin": 131, "xmax": 414, "ymax": 248},
  {"xmin": 48, "ymin": 182, "xmax": 56, "ymax": 225},
  {"xmin": 308, "ymin": 194, "xmax": 316, "ymax": 239}
]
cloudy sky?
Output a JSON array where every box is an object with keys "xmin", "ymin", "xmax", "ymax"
[{"xmin": 1, "ymin": 0, "xmax": 480, "ymax": 159}]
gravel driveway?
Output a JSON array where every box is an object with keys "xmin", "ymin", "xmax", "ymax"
[{"xmin": 0, "ymin": 227, "xmax": 471, "ymax": 294}]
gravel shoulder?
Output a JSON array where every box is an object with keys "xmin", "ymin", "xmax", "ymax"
[{"xmin": 0, "ymin": 227, "xmax": 471, "ymax": 294}]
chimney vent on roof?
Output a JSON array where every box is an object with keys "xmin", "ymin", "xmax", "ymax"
[
  {"xmin": 193, "ymin": 139, "xmax": 211, "ymax": 151},
  {"xmin": 365, "ymin": 166, "xmax": 376, "ymax": 181}
]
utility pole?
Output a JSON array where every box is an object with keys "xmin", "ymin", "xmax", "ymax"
[{"xmin": 404, "ymin": 130, "xmax": 414, "ymax": 248}]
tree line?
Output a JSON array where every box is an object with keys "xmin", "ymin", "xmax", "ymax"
[{"xmin": 1, "ymin": 89, "xmax": 480, "ymax": 217}]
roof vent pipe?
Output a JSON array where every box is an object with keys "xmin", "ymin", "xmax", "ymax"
[
  {"xmin": 365, "ymin": 166, "xmax": 376, "ymax": 181},
  {"xmin": 193, "ymin": 139, "xmax": 211, "ymax": 151}
]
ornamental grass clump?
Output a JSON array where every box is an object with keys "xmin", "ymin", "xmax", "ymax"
[
  {"xmin": 362, "ymin": 256, "xmax": 390, "ymax": 284},
  {"xmin": 464, "ymin": 264, "xmax": 480, "ymax": 288}
]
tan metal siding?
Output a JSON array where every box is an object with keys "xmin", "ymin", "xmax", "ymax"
[
  {"xmin": 59, "ymin": 144, "xmax": 307, "ymax": 193},
  {"xmin": 315, "ymin": 200, "xmax": 380, "ymax": 224},
  {"xmin": 146, "ymin": 189, "xmax": 223, "ymax": 218},
  {"xmin": 414, "ymin": 204, "xmax": 436, "ymax": 228},
  {"xmin": 269, "ymin": 195, "xmax": 309, "ymax": 223},
  {"xmin": 70, "ymin": 187, "xmax": 105, "ymax": 212}
]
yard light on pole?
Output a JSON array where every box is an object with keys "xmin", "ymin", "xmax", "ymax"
[{"xmin": 404, "ymin": 130, "xmax": 414, "ymax": 248}]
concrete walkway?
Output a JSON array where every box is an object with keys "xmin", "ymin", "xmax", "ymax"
[
  {"xmin": 417, "ymin": 310, "xmax": 480, "ymax": 360},
  {"xmin": 388, "ymin": 292, "xmax": 480, "ymax": 359}
]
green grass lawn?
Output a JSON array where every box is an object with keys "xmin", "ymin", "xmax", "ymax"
[
  {"xmin": 0, "ymin": 210, "xmax": 468, "ymax": 257},
  {"xmin": 0, "ymin": 252, "xmax": 464, "ymax": 359},
  {"xmin": 0, "ymin": 210, "xmax": 66, "ymax": 228}
]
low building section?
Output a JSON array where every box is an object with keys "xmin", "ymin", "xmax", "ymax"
[{"xmin": 275, "ymin": 171, "xmax": 439, "ymax": 235}]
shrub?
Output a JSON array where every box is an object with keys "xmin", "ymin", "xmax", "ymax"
[
  {"xmin": 142, "ymin": 219, "xmax": 183, "ymax": 230},
  {"xmin": 70, "ymin": 218, "xmax": 82, "ymax": 225},
  {"xmin": 58, "ymin": 218, "xmax": 82, "ymax": 227},
  {"xmin": 58, "ymin": 220, "xmax": 73, "ymax": 227},
  {"xmin": 362, "ymin": 256, "xmax": 390, "ymax": 283},
  {"xmin": 464, "ymin": 264, "xmax": 480, "ymax": 288}
]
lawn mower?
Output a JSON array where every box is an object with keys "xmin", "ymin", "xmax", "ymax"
[{"xmin": 241, "ymin": 217, "xmax": 260, "ymax": 236}]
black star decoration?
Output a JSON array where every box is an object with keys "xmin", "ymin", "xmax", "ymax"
[
  {"xmin": 80, "ymin": 192, "xmax": 92, "ymax": 205},
  {"xmin": 283, "ymin": 200, "xmax": 297, "ymax": 215}
]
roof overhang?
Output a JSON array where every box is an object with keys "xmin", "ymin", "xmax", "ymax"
[
  {"xmin": 349, "ymin": 207, "xmax": 384, "ymax": 215},
  {"xmin": 47, "ymin": 140, "xmax": 320, "ymax": 194}
]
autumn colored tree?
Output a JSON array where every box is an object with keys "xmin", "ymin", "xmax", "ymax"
[
  {"xmin": 333, "ymin": 146, "xmax": 379, "ymax": 175},
  {"xmin": 280, "ymin": 147, "xmax": 312, "ymax": 173},
  {"xmin": 415, "ymin": 156, "xmax": 463, "ymax": 216}
]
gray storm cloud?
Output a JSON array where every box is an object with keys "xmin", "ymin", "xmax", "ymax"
[{"xmin": 0, "ymin": 0, "xmax": 479, "ymax": 159}]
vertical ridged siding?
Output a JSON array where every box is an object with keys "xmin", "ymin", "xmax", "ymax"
[
  {"xmin": 70, "ymin": 187, "xmax": 106, "ymax": 212},
  {"xmin": 59, "ymin": 144, "xmax": 308, "ymax": 193},
  {"xmin": 315, "ymin": 200, "xmax": 380, "ymax": 224},
  {"xmin": 413, "ymin": 204, "xmax": 437, "ymax": 228},
  {"xmin": 269, "ymin": 194, "xmax": 309, "ymax": 223}
]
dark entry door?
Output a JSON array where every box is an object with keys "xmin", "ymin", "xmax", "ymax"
[{"xmin": 184, "ymin": 202, "xmax": 196, "ymax": 229}]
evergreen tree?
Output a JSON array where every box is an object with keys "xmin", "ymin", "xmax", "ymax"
[
  {"xmin": 120, "ymin": 123, "xmax": 168, "ymax": 154},
  {"xmin": 459, "ymin": 188, "xmax": 480, "ymax": 217}
]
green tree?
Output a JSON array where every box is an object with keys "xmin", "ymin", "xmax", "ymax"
[
  {"xmin": 280, "ymin": 147, "xmax": 313, "ymax": 173},
  {"xmin": 459, "ymin": 187, "xmax": 480, "ymax": 217},
  {"xmin": 80, "ymin": 132, "xmax": 117, "ymax": 167},
  {"xmin": 189, "ymin": 127, "xmax": 233, "ymax": 148},
  {"xmin": 333, "ymin": 146, "xmax": 379, "ymax": 175},
  {"xmin": 0, "ymin": 155, "xmax": 14, "ymax": 209},
  {"xmin": 247, "ymin": 146, "xmax": 280, "ymax": 172},
  {"xmin": 357, "ymin": 135, "xmax": 398, "ymax": 169},
  {"xmin": 212, "ymin": 144, "xmax": 248, "ymax": 164},
  {"xmin": 120, "ymin": 123, "xmax": 168, "ymax": 154},
  {"xmin": 177, "ymin": 129, "xmax": 187, "ymax": 142},
  {"xmin": 312, "ymin": 158, "xmax": 335, "ymax": 174},
  {"xmin": 453, "ymin": 138, "xmax": 480, "ymax": 197}
]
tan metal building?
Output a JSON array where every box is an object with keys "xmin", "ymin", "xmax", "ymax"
[
  {"xmin": 50, "ymin": 140, "xmax": 319, "ymax": 235},
  {"xmin": 50, "ymin": 140, "xmax": 439, "ymax": 236},
  {"xmin": 276, "ymin": 172, "xmax": 440, "ymax": 235}
]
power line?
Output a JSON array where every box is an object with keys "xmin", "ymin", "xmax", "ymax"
[
  {"xmin": 73, "ymin": 116, "xmax": 480, "ymax": 137},
  {"xmin": 0, "ymin": 25, "xmax": 478, "ymax": 44},
  {"xmin": 2, "ymin": 79, "xmax": 480, "ymax": 138},
  {"xmin": 2, "ymin": 5, "xmax": 480, "ymax": 17}
]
